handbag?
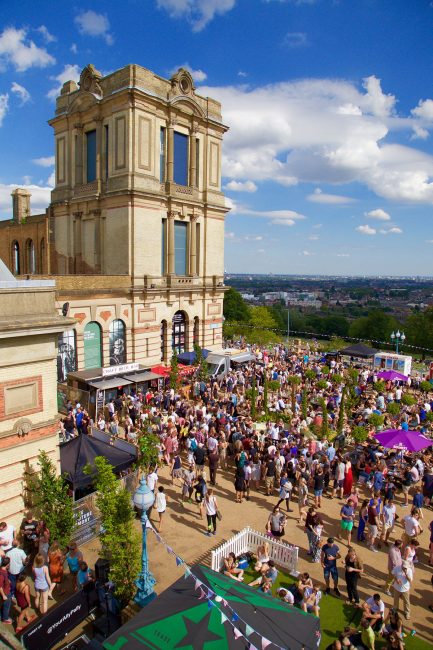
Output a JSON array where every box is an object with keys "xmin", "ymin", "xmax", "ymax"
[{"xmin": 216, "ymin": 510, "xmax": 222, "ymax": 521}]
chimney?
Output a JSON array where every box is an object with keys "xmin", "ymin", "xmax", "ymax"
[{"xmin": 11, "ymin": 188, "xmax": 31, "ymax": 224}]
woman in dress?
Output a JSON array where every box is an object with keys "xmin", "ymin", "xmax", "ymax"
[
  {"xmin": 65, "ymin": 542, "xmax": 83, "ymax": 592},
  {"xmin": 48, "ymin": 541, "xmax": 65, "ymax": 598},
  {"xmin": 234, "ymin": 466, "xmax": 246, "ymax": 503},
  {"xmin": 266, "ymin": 505, "xmax": 286, "ymax": 538},
  {"xmin": 33, "ymin": 553, "xmax": 52, "ymax": 614},
  {"xmin": 15, "ymin": 574, "xmax": 36, "ymax": 633},
  {"xmin": 343, "ymin": 458, "xmax": 353, "ymax": 497},
  {"xmin": 254, "ymin": 542, "xmax": 270, "ymax": 572},
  {"xmin": 357, "ymin": 499, "xmax": 369, "ymax": 542},
  {"xmin": 297, "ymin": 476, "xmax": 309, "ymax": 524},
  {"xmin": 344, "ymin": 547, "xmax": 363, "ymax": 604},
  {"xmin": 37, "ymin": 520, "xmax": 50, "ymax": 563}
]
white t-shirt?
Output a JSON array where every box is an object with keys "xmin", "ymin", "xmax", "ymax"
[
  {"xmin": 155, "ymin": 492, "xmax": 166, "ymax": 513},
  {"xmin": 392, "ymin": 565, "xmax": 413, "ymax": 592},
  {"xmin": 403, "ymin": 515, "xmax": 420, "ymax": 537},
  {"xmin": 366, "ymin": 596, "xmax": 385, "ymax": 615},
  {"xmin": 0, "ymin": 524, "xmax": 15, "ymax": 550},
  {"xmin": 147, "ymin": 472, "xmax": 158, "ymax": 491},
  {"xmin": 204, "ymin": 495, "xmax": 217, "ymax": 516}
]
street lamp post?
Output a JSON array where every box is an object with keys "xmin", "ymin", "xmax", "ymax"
[
  {"xmin": 390, "ymin": 330, "xmax": 406, "ymax": 355},
  {"xmin": 133, "ymin": 477, "xmax": 157, "ymax": 608}
]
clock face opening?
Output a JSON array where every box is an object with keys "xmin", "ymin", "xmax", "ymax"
[{"xmin": 179, "ymin": 77, "xmax": 190, "ymax": 94}]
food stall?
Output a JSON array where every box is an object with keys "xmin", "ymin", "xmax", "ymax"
[{"xmin": 373, "ymin": 352, "xmax": 412, "ymax": 376}]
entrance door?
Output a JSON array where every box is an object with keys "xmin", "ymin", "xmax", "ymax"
[{"xmin": 84, "ymin": 322, "xmax": 102, "ymax": 369}]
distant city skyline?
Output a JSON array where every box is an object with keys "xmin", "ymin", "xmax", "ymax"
[{"xmin": 1, "ymin": 1, "xmax": 433, "ymax": 275}]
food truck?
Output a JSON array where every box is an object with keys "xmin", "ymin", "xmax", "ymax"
[
  {"xmin": 373, "ymin": 352, "xmax": 412, "ymax": 376},
  {"xmin": 60, "ymin": 363, "xmax": 164, "ymax": 417}
]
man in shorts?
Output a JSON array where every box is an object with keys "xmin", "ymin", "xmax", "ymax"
[
  {"xmin": 339, "ymin": 499, "xmax": 355, "ymax": 545},
  {"xmin": 321, "ymin": 537, "xmax": 341, "ymax": 596},
  {"xmin": 367, "ymin": 498, "xmax": 380, "ymax": 552}
]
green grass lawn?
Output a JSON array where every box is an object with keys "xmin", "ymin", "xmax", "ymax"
[{"xmin": 243, "ymin": 568, "xmax": 432, "ymax": 650}]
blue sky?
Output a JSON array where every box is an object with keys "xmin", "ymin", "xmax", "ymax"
[{"xmin": 1, "ymin": 0, "xmax": 433, "ymax": 275}]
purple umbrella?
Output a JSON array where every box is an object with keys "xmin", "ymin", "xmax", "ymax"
[
  {"xmin": 376, "ymin": 370, "xmax": 408, "ymax": 382},
  {"xmin": 374, "ymin": 429, "xmax": 432, "ymax": 452}
]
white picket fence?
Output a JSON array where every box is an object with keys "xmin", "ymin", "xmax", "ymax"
[{"xmin": 211, "ymin": 526, "xmax": 299, "ymax": 576}]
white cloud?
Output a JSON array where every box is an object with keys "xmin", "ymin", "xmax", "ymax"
[
  {"xmin": 426, "ymin": 239, "xmax": 433, "ymax": 244},
  {"xmin": 47, "ymin": 64, "xmax": 80, "ymax": 100},
  {"xmin": 257, "ymin": 248, "xmax": 265, "ymax": 253},
  {"xmin": 37, "ymin": 25, "xmax": 57, "ymax": 43},
  {"xmin": 412, "ymin": 99, "xmax": 433, "ymax": 121},
  {"xmin": 70, "ymin": 43, "xmax": 78, "ymax": 54},
  {"xmin": 283, "ymin": 32, "xmax": 308, "ymax": 48},
  {"xmin": 356, "ymin": 224, "xmax": 376, "ymax": 235},
  {"xmin": 307, "ymin": 188, "xmax": 355, "ymax": 204},
  {"xmin": 336, "ymin": 253, "xmax": 350, "ymax": 257},
  {"xmin": 236, "ymin": 207, "xmax": 305, "ymax": 227},
  {"xmin": 32, "ymin": 156, "xmax": 55, "ymax": 167},
  {"xmin": 10, "ymin": 82, "xmax": 30, "ymax": 105},
  {"xmin": 308, "ymin": 234, "xmax": 319, "ymax": 240},
  {"xmin": 157, "ymin": 0, "xmax": 236, "ymax": 31},
  {"xmin": 301, "ymin": 250, "xmax": 314, "ymax": 256},
  {"xmin": 238, "ymin": 70, "xmax": 247, "ymax": 78},
  {"xmin": 365, "ymin": 208, "xmax": 391, "ymax": 221},
  {"xmin": 225, "ymin": 230, "xmax": 235, "ymax": 239},
  {"xmin": 47, "ymin": 171, "xmax": 55, "ymax": 188},
  {"xmin": 74, "ymin": 11, "xmax": 113, "ymax": 45},
  {"xmin": 0, "ymin": 182, "xmax": 51, "ymax": 216},
  {"xmin": 224, "ymin": 180, "xmax": 257, "ymax": 193},
  {"xmin": 201, "ymin": 75, "xmax": 433, "ymax": 205},
  {"xmin": 380, "ymin": 226, "xmax": 403, "ymax": 235},
  {"xmin": 170, "ymin": 63, "xmax": 207, "ymax": 82},
  {"xmin": 0, "ymin": 27, "xmax": 55, "ymax": 71},
  {"xmin": 0, "ymin": 94, "xmax": 9, "ymax": 127},
  {"xmin": 244, "ymin": 235, "xmax": 263, "ymax": 241}
]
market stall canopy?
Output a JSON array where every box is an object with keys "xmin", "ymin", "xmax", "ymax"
[
  {"xmin": 123, "ymin": 371, "xmax": 164, "ymax": 383},
  {"xmin": 177, "ymin": 349, "xmax": 210, "ymax": 364},
  {"xmin": 376, "ymin": 370, "xmax": 409, "ymax": 382},
  {"xmin": 88, "ymin": 377, "xmax": 133, "ymax": 391},
  {"xmin": 104, "ymin": 564, "xmax": 320, "ymax": 650},
  {"xmin": 151, "ymin": 364, "xmax": 196, "ymax": 377},
  {"xmin": 60, "ymin": 433, "xmax": 137, "ymax": 489},
  {"xmin": 339, "ymin": 342, "xmax": 378, "ymax": 358},
  {"xmin": 375, "ymin": 429, "xmax": 432, "ymax": 452}
]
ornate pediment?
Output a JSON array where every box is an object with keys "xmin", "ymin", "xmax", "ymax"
[
  {"xmin": 170, "ymin": 68, "xmax": 195, "ymax": 97},
  {"xmin": 79, "ymin": 64, "xmax": 103, "ymax": 99}
]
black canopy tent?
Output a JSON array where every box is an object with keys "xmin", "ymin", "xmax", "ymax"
[
  {"xmin": 60, "ymin": 433, "xmax": 137, "ymax": 492},
  {"xmin": 339, "ymin": 342, "xmax": 378, "ymax": 358},
  {"xmin": 104, "ymin": 564, "xmax": 320, "ymax": 650}
]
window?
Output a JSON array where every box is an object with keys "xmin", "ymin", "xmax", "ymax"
[
  {"xmin": 109, "ymin": 319, "xmax": 126, "ymax": 366},
  {"xmin": 12, "ymin": 241, "xmax": 20, "ymax": 275},
  {"xmin": 40, "ymin": 238, "xmax": 45, "ymax": 273},
  {"xmin": 195, "ymin": 138, "xmax": 200, "ymax": 188},
  {"xmin": 172, "ymin": 311, "xmax": 186, "ymax": 354},
  {"xmin": 83, "ymin": 321, "xmax": 102, "ymax": 369},
  {"xmin": 57, "ymin": 330, "xmax": 77, "ymax": 382},
  {"xmin": 160, "ymin": 127, "xmax": 166, "ymax": 182},
  {"xmin": 26, "ymin": 239, "xmax": 36, "ymax": 274},
  {"xmin": 195, "ymin": 222, "xmax": 200, "ymax": 274},
  {"xmin": 174, "ymin": 221, "xmax": 187, "ymax": 275},
  {"xmin": 193, "ymin": 317, "xmax": 199, "ymax": 346},
  {"xmin": 86, "ymin": 129, "xmax": 97, "ymax": 183},
  {"xmin": 161, "ymin": 219, "xmax": 167, "ymax": 275},
  {"xmin": 104, "ymin": 125, "xmax": 109, "ymax": 180},
  {"xmin": 174, "ymin": 131, "xmax": 188, "ymax": 186}
]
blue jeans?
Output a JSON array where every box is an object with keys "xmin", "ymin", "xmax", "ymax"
[
  {"xmin": 8, "ymin": 573, "xmax": 17, "ymax": 597},
  {"xmin": 1, "ymin": 594, "xmax": 12, "ymax": 621}
]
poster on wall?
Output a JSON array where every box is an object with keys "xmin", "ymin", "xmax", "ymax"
[
  {"xmin": 109, "ymin": 321, "xmax": 126, "ymax": 365},
  {"xmin": 57, "ymin": 331, "xmax": 77, "ymax": 382}
]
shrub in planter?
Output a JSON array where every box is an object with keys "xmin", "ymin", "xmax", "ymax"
[
  {"xmin": 352, "ymin": 426, "xmax": 369, "ymax": 443},
  {"xmin": 386, "ymin": 402, "xmax": 401, "ymax": 417},
  {"xmin": 331, "ymin": 374, "xmax": 344, "ymax": 385},
  {"xmin": 420, "ymin": 380, "xmax": 432, "ymax": 393},
  {"xmin": 374, "ymin": 380, "xmax": 386, "ymax": 393},
  {"xmin": 316, "ymin": 379, "xmax": 328, "ymax": 390},
  {"xmin": 368, "ymin": 413, "xmax": 385, "ymax": 430},
  {"xmin": 401, "ymin": 394, "xmax": 416, "ymax": 407}
]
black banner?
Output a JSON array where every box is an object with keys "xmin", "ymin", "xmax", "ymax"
[{"xmin": 22, "ymin": 586, "xmax": 98, "ymax": 650}]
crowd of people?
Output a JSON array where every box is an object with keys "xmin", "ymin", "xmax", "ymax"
[{"xmin": 8, "ymin": 341, "xmax": 433, "ymax": 646}]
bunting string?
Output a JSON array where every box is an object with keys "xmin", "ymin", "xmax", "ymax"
[{"xmin": 147, "ymin": 523, "xmax": 319, "ymax": 650}]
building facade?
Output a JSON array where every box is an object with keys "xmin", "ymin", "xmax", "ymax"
[
  {"xmin": 0, "ymin": 259, "xmax": 75, "ymax": 526},
  {"xmin": 0, "ymin": 63, "xmax": 229, "ymax": 377}
]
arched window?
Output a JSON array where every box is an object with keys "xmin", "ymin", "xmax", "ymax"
[
  {"xmin": 40, "ymin": 238, "xmax": 45, "ymax": 274},
  {"xmin": 172, "ymin": 311, "xmax": 187, "ymax": 354},
  {"xmin": 109, "ymin": 319, "xmax": 126, "ymax": 366},
  {"xmin": 161, "ymin": 320, "xmax": 167, "ymax": 362},
  {"xmin": 84, "ymin": 322, "xmax": 102, "ymax": 369},
  {"xmin": 26, "ymin": 239, "xmax": 36, "ymax": 274},
  {"xmin": 12, "ymin": 241, "xmax": 20, "ymax": 275},
  {"xmin": 57, "ymin": 330, "xmax": 77, "ymax": 382}
]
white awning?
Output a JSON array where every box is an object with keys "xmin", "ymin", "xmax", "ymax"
[
  {"xmin": 88, "ymin": 377, "xmax": 134, "ymax": 390},
  {"xmin": 123, "ymin": 371, "xmax": 164, "ymax": 383}
]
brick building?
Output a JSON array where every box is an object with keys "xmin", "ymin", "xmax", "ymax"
[{"xmin": 0, "ymin": 258, "xmax": 74, "ymax": 526}]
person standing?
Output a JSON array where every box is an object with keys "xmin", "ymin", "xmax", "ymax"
[
  {"xmin": 48, "ymin": 541, "xmax": 65, "ymax": 598},
  {"xmin": 401, "ymin": 508, "xmax": 422, "ymax": 548},
  {"xmin": 155, "ymin": 486, "xmax": 167, "ymax": 532},
  {"xmin": 6, "ymin": 540, "xmax": 27, "ymax": 598},
  {"xmin": 33, "ymin": 553, "xmax": 52, "ymax": 614},
  {"xmin": 392, "ymin": 560, "xmax": 413, "ymax": 621},
  {"xmin": 321, "ymin": 536, "xmax": 341, "ymax": 596},
  {"xmin": 208, "ymin": 449, "xmax": 219, "ymax": 486},
  {"xmin": 65, "ymin": 542, "xmax": 83, "ymax": 592},
  {"xmin": 339, "ymin": 499, "xmax": 355, "ymax": 545},
  {"xmin": 0, "ymin": 556, "xmax": 12, "ymax": 624},
  {"xmin": 380, "ymin": 499, "xmax": 396, "ymax": 546},
  {"xmin": 203, "ymin": 489, "xmax": 219, "ymax": 537},
  {"xmin": 367, "ymin": 498, "xmax": 380, "ymax": 552},
  {"xmin": 276, "ymin": 471, "xmax": 293, "ymax": 512},
  {"xmin": 305, "ymin": 506, "xmax": 323, "ymax": 556},
  {"xmin": 344, "ymin": 547, "xmax": 363, "ymax": 605},
  {"xmin": 385, "ymin": 539, "xmax": 403, "ymax": 596}
]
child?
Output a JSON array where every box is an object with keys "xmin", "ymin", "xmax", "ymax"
[
  {"xmin": 413, "ymin": 486, "xmax": 424, "ymax": 518},
  {"xmin": 155, "ymin": 486, "xmax": 167, "ymax": 532}
]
